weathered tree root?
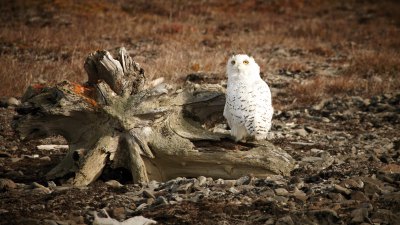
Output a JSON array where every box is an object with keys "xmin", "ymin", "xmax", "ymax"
[{"xmin": 13, "ymin": 47, "xmax": 294, "ymax": 186}]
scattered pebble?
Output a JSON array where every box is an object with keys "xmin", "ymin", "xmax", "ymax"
[
  {"xmin": 0, "ymin": 178, "xmax": 17, "ymax": 191},
  {"xmin": 111, "ymin": 207, "xmax": 126, "ymax": 220},
  {"xmin": 235, "ymin": 175, "xmax": 251, "ymax": 186},
  {"xmin": 105, "ymin": 180, "xmax": 123, "ymax": 188},
  {"xmin": 143, "ymin": 189, "xmax": 156, "ymax": 199},
  {"xmin": 7, "ymin": 97, "xmax": 21, "ymax": 107},
  {"xmin": 40, "ymin": 156, "xmax": 51, "ymax": 161},
  {"xmin": 293, "ymin": 128, "xmax": 308, "ymax": 137},
  {"xmin": 197, "ymin": 176, "xmax": 207, "ymax": 186},
  {"xmin": 351, "ymin": 208, "xmax": 369, "ymax": 223},
  {"xmin": 228, "ymin": 187, "xmax": 240, "ymax": 194},
  {"xmin": 276, "ymin": 215, "xmax": 294, "ymax": 225},
  {"xmin": 274, "ymin": 188, "xmax": 289, "ymax": 196},
  {"xmin": 135, "ymin": 203, "xmax": 147, "ymax": 211},
  {"xmin": 333, "ymin": 184, "xmax": 352, "ymax": 196},
  {"xmin": 293, "ymin": 189, "xmax": 308, "ymax": 202},
  {"xmin": 155, "ymin": 196, "xmax": 169, "ymax": 206},
  {"xmin": 32, "ymin": 182, "xmax": 51, "ymax": 194}
]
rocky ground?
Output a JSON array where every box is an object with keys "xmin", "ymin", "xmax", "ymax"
[{"xmin": 0, "ymin": 81, "xmax": 399, "ymax": 224}]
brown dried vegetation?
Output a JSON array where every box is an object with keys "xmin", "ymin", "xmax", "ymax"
[{"xmin": 0, "ymin": 0, "xmax": 399, "ymax": 108}]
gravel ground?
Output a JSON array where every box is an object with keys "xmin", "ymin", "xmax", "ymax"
[{"xmin": 0, "ymin": 86, "xmax": 399, "ymax": 225}]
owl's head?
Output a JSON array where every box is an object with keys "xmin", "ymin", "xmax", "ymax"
[{"xmin": 226, "ymin": 54, "xmax": 260, "ymax": 80}]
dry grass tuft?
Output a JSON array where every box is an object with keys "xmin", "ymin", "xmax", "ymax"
[
  {"xmin": 288, "ymin": 76, "xmax": 360, "ymax": 106},
  {"xmin": 346, "ymin": 50, "xmax": 399, "ymax": 80},
  {"xmin": 287, "ymin": 48, "xmax": 400, "ymax": 108}
]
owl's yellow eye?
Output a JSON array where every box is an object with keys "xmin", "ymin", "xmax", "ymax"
[
  {"xmin": 243, "ymin": 60, "xmax": 249, "ymax": 65},
  {"xmin": 231, "ymin": 60, "xmax": 235, "ymax": 65}
]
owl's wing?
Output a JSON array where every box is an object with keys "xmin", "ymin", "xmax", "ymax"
[
  {"xmin": 223, "ymin": 102, "xmax": 233, "ymax": 128},
  {"xmin": 224, "ymin": 86, "xmax": 250, "ymax": 141},
  {"xmin": 243, "ymin": 80, "xmax": 273, "ymax": 136}
]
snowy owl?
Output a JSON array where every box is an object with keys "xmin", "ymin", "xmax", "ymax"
[{"xmin": 223, "ymin": 54, "xmax": 273, "ymax": 141}]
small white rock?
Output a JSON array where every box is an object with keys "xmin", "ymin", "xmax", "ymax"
[
  {"xmin": 274, "ymin": 188, "xmax": 289, "ymax": 196},
  {"xmin": 7, "ymin": 97, "xmax": 21, "ymax": 107},
  {"xmin": 105, "ymin": 180, "xmax": 123, "ymax": 188}
]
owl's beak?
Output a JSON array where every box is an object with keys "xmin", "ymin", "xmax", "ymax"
[{"xmin": 237, "ymin": 64, "xmax": 245, "ymax": 71}]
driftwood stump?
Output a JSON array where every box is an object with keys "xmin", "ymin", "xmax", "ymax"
[{"xmin": 13, "ymin": 47, "xmax": 294, "ymax": 186}]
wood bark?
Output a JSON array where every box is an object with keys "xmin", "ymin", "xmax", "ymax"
[{"xmin": 13, "ymin": 47, "xmax": 294, "ymax": 186}]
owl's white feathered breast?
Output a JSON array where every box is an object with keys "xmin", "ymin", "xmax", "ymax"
[{"xmin": 223, "ymin": 54, "xmax": 273, "ymax": 141}]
